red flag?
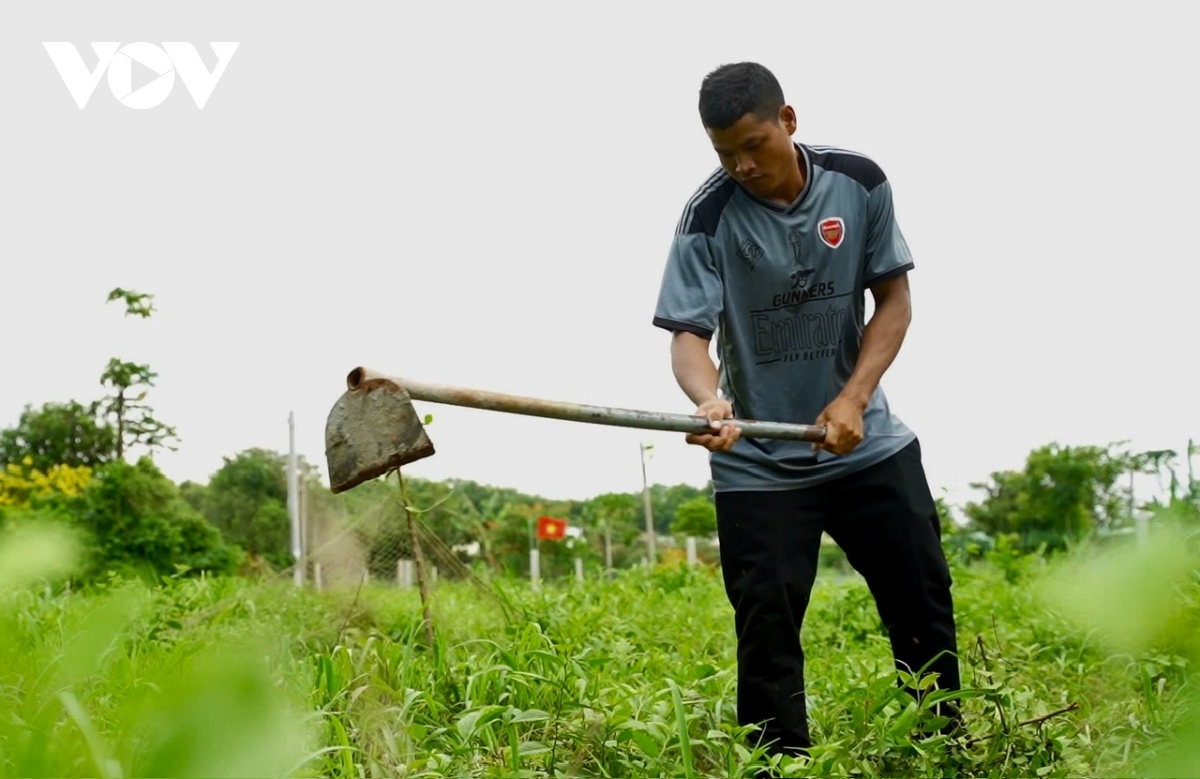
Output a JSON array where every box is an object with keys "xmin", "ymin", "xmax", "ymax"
[{"xmin": 536, "ymin": 515, "xmax": 568, "ymax": 541}]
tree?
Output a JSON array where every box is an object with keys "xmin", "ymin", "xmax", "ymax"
[
  {"xmin": 196, "ymin": 448, "xmax": 299, "ymax": 569},
  {"xmin": 0, "ymin": 400, "xmax": 116, "ymax": 471},
  {"xmin": 963, "ymin": 442, "xmax": 1136, "ymax": 553},
  {"xmin": 1134, "ymin": 439, "xmax": 1200, "ymax": 527},
  {"xmin": 70, "ymin": 456, "xmax": 239, "ymax": 582},
  {"xmin": 100, "ymin": 288, "xmax": 178, "ymax": 460},
  {"xmin": 671, "ymin": 495, "xmax": 717, "ymax": 538},
  {"xmin": 583, "ymin": 491, "xmax": 644, "ymax": 569},
  {"xmin": 178, "ymin": 480, "xmax": 208, "ymax": 516},
  {"xmin": 450, "ymin": 488, "xmax": 511, "ymax": 571},
  {"xmin": 648, "ymin": 482, "xmax": 712, "ymax": 534}
]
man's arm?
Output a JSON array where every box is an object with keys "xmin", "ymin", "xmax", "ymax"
[
  {"xmin": 671, "ymin": 331, "xmax": 740, "ymax": 452},
  {"xmin": 813, "ymin": 272, "xmax": 911, "ymax": 455},
  {"xmin": 840, "ymin": 272, "xmax": 912, "ymax": 410},
  {"xmin": 653, "ymin": 184, "xmax": 737, "ymax": 451},
  {"xmin": 670, "ymin": 331, "xmax": 720, "ymax": 406}
]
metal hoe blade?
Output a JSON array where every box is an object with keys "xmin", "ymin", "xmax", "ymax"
[{"xmin": 325, "ymin": 376, "xmax": 435, "ymax": 494}]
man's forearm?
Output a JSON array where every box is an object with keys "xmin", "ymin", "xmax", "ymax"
[
  {"xmin": 670, "ymin": 332, "xmax": 721, "ymax": 407},
  {"xmin": 841, "ymin": 292, "xmax": 911, "ymax": 409}
]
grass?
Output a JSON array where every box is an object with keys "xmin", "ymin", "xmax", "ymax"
[{"xmin": 0, "ymin": 520, "xmax": 1197, "ymax": 778}]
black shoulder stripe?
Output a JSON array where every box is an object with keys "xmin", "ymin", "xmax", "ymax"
[
  {"xmin": 674, "ymin": 168, "xmax": 724, "ymax": 234},
  {"xmin": 806, "ymin": 145, "xmax": 886, "ymax": 191},
  {"xmin": 680, "ymin": 176, "xmax": 738, "ymax": 237}
]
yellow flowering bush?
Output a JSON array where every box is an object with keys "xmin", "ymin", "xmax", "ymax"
[{"xmin": 0, "ymin": 456, "xmax": 93, "ymax": 507}]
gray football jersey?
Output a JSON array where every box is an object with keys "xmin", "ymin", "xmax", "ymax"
[{"xmin": 653, "ymin": 142, "xmax": 917, "ymax": 493}]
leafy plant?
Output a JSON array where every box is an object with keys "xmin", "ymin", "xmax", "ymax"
[
  {"xmin": 99, "ymin": 288, "xmax": 178, "ymax": 460},
  {"xmin": 0, "ymin": 401, "xmax": 116, "ymax": 471}
]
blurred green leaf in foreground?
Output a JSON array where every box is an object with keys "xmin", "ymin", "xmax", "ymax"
[
  {"xmin": 0, "ymin": 520, "xmax": 317, "ymax": 778},
  {"xmin": 1037, "ymin": 510, "xmax": 1200, "ymax": 777}
]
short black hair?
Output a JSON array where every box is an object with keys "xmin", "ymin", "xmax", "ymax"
[{"xmin": 698, "ymin": 62, "xmax": 785, "ymax": 130}]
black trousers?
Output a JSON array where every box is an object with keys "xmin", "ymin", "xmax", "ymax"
[{"xmin": 714, "ymin": 437, "xmax": 960, "ymax": 755}]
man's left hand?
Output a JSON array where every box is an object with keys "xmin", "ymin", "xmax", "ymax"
[{"xmin": 813, "ymin": 394, "xmax": 866, "ymax": 456}]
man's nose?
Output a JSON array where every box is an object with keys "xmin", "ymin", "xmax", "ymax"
[{"xmin": 736, "ymin": 155, "xmax": 756, "ymax": 177}]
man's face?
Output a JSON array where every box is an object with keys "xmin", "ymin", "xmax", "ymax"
[{"xmin": 706, "ymin": 106, "xmax": 798, "ymax": 200}]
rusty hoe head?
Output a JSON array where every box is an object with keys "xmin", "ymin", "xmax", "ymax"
[{"xmin": 324, "ymin": 368, "xmax": 435, "ymax": 494}]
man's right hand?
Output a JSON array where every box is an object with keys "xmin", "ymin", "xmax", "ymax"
[{"xmin": 685, "ymin": 397, "xmax": 741, "ymax": 452}]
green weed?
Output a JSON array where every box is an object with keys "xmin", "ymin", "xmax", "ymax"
[{"xmin": 0, "ymin": 521, "xmax": 1196, "ymax": 777}]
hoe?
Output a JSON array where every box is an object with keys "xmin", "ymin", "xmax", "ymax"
[{"xmin": 324, "ymin": 366, "xmax": 828, "ymax": 494}]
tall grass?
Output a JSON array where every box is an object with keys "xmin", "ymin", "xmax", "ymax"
[{"xmin": 1, "ymin": 519, "xmax": 1196, "ymax": 777}]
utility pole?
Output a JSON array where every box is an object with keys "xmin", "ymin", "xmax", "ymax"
[
  {"xmin": 288, "ymin": 411, "xmax": 304, "ymax": 586},
  {"xmin": 641, "ymin": 441, "xmax": 655, "ymax": 565}
]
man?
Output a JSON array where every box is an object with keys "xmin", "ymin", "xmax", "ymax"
[{"xmin": 652, "ymin": 61, "xmax": 961, "ymax": 757}]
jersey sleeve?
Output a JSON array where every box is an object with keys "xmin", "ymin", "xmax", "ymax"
[
  {"xmin": 863, "ymin": 178, "xmax": 915, "ymax": 286},
  {"xmin": 652, "ymin": 231, "xmax": 723, "ymax": 341}
]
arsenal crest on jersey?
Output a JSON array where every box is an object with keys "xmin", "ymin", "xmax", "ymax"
[{"xmin": 818, "ymin": 217, "xmax": 844, "ymax": 249}]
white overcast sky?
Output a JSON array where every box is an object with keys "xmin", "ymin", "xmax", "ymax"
[{"xmin": 2, "ymin": 1, "xmax": 1196, "ymax": 512}]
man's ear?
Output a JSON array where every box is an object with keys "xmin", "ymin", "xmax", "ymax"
[{"xmin": 780, "ymin": 105, "xmax": 797, "ymax": 134}]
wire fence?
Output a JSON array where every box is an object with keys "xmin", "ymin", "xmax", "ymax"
[
  {"xmin": 274, "ymin": 468, "xmax": 724, "ymax": 604},
  {"xmin": 285, "ymin": 473, "xmax": 454, "ymax": 589}
]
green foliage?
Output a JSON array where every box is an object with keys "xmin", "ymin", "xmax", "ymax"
[
  {"xmin": 816, "ymin": 535, "xmax": 853, "ymax": 575},
  {"xmin": 100, "ymin": 288, "xmax": 178, "ymax": 460},
  {"xmin": 188, "ymin": 447, "xmax": 307, "ymax": 570},
  {"xmin": 2, "ymin": 524, "xmax": 1196, "ymax": 778},
  {"xmin": 1035, "ymin": 518, "xmax": 1200, "ymax": 776},
  {"xmin": 672, "ymin": 495, "xmax": 718, "ymax": 538},
  {"xmin": 963, "ymin": 442, "xmax": 1136, "ymax": 554},
  {"xmin": 1136, "ymin": 439, "xmax": 1200, "ymax": 527},
  {"xmin": 68, "ymin": 457, "xmax": 239, "ymax": 583},
  {"xmin": 0, "ymin": 520, "xmax": 83, "ymax": 590},
  {"xmin": 648, "ymin": 482, "xmax": 713, "ymax": 534},
  {"xmin": 0, "ymin": 400, "xmax": 117, "ymax": 471},
  {"xmin": 106, "ymin": 287, "xmax": 156, "ymax": 318},
  {"xmin": 0, "ymin": 525, "xmax": 318, "ymax": 778},
  {"xmin": 98, "ymin": 358, "xmax": 178, "ymax": 459},
  {"xmin": 580, "ymin": 491, "xmax": 645, "ymax": 568}
]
